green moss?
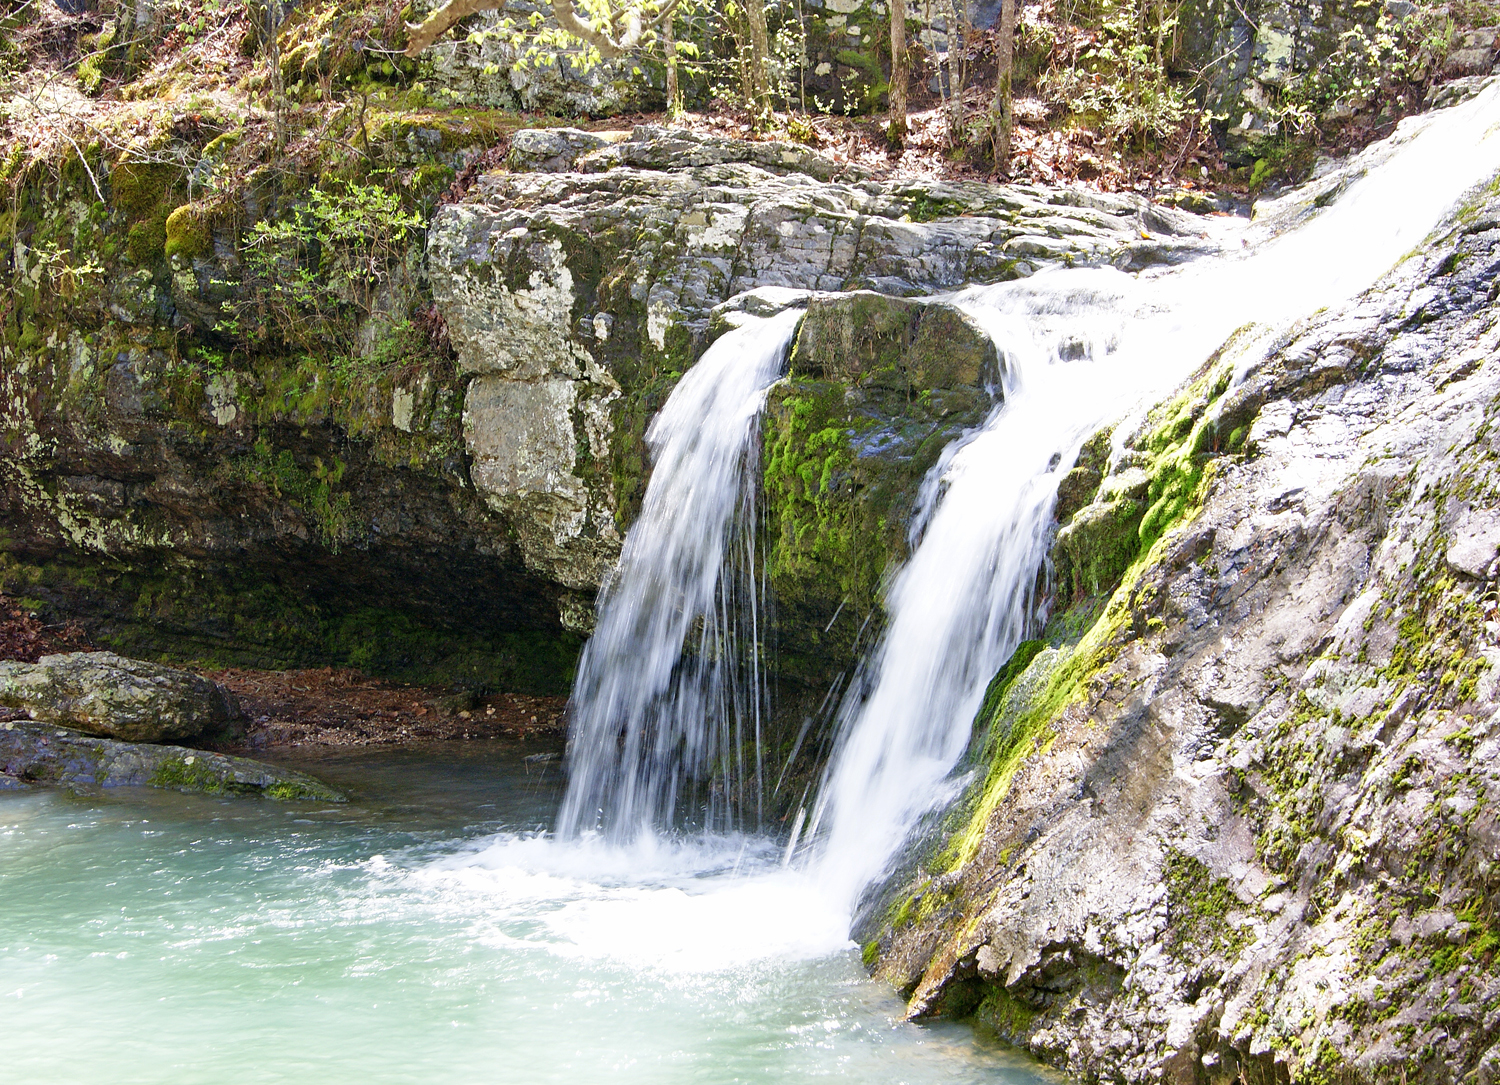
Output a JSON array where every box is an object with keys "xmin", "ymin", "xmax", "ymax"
[
  {"xmin": 763, "ymin": 380, "xmax": 885, "ymax": 609},
  {"xmin": 149, "ymin": 755, "xmax": 342, "ymax": 801},
  {"xmin": 125, "ymin": 211, "xmax": 169, "ymax": 265},
  {"xmin": 149, "ymin": 755, "xmax": 244, "ymax": 795},
  {"xmin": 1164, "ymin": 849, "xmax": 1252, "ymax": 956},
  {"xmin": 163, "ymin": 204, "xmax": 211, "ymax": 260},
  {"xmin": 973, "ymin": 984, "xmax": 1038, "ymax": 1037},
  {"xmin": 263, "ymin": 776, "xmax": 344, "ymax": 802},
  {"xmin": 110, "ymin": 159, "xmax": 181, "ymax": 221},
  {"xmin": 77, "ymin": 54, "xmax": 106, "ymax": 95},
  {"xmin": 972, "ymin": 639, "xmax": 1047, "ymax": 737},
  {"xmin": 227, "ymin": 440, "xmax": 353, "ymax": 549},
  {"xmin": 1138, "ymin": 451, "xmax": 1204, "ymax": 552},
  {"xmin": 902, "ymin": 192, "xmax": 968, "ymax": 223}
]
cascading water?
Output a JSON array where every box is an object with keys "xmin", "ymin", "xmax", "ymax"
[
  {"xmin": 801, "ymin": 273, "xmax": 1137, "ymax": 899},
  {"xmin": 806, "ymin": 81, "xmax": 1500, "ymax": 906},
  {"xmin": 557, "ymin": 308, "xmax": 804, "ymax": 841},
  {"xmin": 559, "ymin": 84, "xmax": 1500, "ymax": 892}
]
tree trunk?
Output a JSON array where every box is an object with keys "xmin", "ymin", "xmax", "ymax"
[
  {"xmin": 887, "ymin": 0, "xmax": 909, "ymax": 147},
  {"xmin": 664, "ymin": 11, "xmax": 681, "ymax": 117},
  {"xmin": 949, "ymin": 0, "xmax": 970, "ymax": 146},
  {"xmin": 991, "ymin": 0, "xmax": 1016, "ymax": 175},
  {"xmin": 744, "ymin": 0, "xmax": 772, "ymax": 118}
]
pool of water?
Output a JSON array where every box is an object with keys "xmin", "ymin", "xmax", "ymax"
[{"xmin": 0, "ymin": 739, "xmax": 1056, "ymax": 1085}]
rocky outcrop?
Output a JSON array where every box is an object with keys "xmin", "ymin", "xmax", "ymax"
[
  {"xmin": 760, "ymin": 289, "xmax": 1004, "ymax": 755},
  {"xmin": 0, "ymin": 720, "xmax": 345, "ymax": 800},
  {"xmin": 866, "ymin": 132, "xmax": 1500, "ymax": 1085},
  {"xmin": 428, "ymin": 125, "xmax": 1215, "ymax": 592},
  {"xmin": 0, "ymin": 121, "xmax": 1212, "ymax": 683},
  {"xmin": 1180, "ymin": 0, "xmax": 1496, "ymax": 161},
  {"xmin": 0, "ymin": 651, "xmax": 243, "ymax": 743}
]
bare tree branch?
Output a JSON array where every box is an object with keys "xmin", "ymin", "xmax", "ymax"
[{"xmin": 404, "ymin": 0, "xmax": 508, "ymax": 57}]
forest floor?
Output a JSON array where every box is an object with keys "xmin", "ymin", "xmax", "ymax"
[{"xmin": 0, "ymin": 594, "xmax": 568, "ymax": 748}]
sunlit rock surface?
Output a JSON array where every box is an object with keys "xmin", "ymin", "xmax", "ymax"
[
  {"xmin": 429, "ymin": 124, "xmax": 1215, "ymax": 593},
  {"xmin": 869, "ymin": 141, "xmax": 1500, "ymax": 1085}
]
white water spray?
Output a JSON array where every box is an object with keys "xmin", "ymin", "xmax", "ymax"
[{"xmin": 557, "ymin": 308, "xmax": 804, "ymax": 841}]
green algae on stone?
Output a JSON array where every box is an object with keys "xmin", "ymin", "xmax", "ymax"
[{"xmin": 0, "ymin": 722, "xmax": 346, "ymax": 801}]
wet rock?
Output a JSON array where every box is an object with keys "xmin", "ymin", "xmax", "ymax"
[
  {"xmin": 0, "ymin": 721, "xmax": 344, "ymax": 800},
  {"xmin": 790, "ymin": 292, "xmax": 1000, "ymax": 390},
  {"xmin": 875, "ymin": 131, "xmax": 1500, "ymax": 1085},
  {"xmin": 0, "ymin": 652, "xmax": 245, "ymax": 744}
]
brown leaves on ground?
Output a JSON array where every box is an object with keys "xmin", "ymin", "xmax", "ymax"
[
  {"xmin": 0, "ymin": 594, "xmax": 565, "ymax": 748},
  {"xmin": 0, "ymin": 594, "xmax": 91, "ymax": 664},
  {"xmin": 206, "ymin": 666, "xmax": 568, "ymax": 749}
]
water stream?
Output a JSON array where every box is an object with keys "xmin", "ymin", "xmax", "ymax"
[
  {"xmin": 0, "ymin": 743, "xmax": 1051, "ymax": 1084},
  {"xmin": 558, "ymin": 308, "xmax": 804, "ymax": 841},
  {"xmin": 809, "ymin": 81, "xmax": 1500, "ymax": 904}
]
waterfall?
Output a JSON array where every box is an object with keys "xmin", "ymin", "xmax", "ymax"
[
  {"xmin": 557, "ymin": 308, "xmax": 804, "ymax": 840},
  {"xmin": 807, "ymin": 81, "xmax": 1500, "ymax": 906},
  {"xmin": 555, "ymin": 82, "xmax": 1500, "ymax": 912}
]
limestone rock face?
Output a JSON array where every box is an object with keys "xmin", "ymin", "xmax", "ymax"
[
  {"xmin": 0, "ymin": 652, "xmax": 244, "ymax": 744},
  {"xmin": 869, "ymin": 152, "xmax": 1500, "ymax": 1085},
  {"xmin": 429, "ymin": 126, "xmax": 1215, "ymax": 591}
]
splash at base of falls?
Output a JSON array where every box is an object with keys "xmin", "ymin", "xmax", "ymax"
[{"xmin": 1, "ymin": 746, "xmax": 1043, "ymax": 1085}]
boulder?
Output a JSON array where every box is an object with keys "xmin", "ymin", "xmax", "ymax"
[
  {"xmin": 508, "ymin": 127, "xmax": 615, "ymax": 172},
  {"xmin": 0, "ymin": 652, "xmax": 245, "ymax": 744},
  {"xmin": 0, "ymin": 721, "xmax": 343, "ymax": 800}
]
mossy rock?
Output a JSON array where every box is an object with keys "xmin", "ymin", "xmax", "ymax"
[
  {"xmin": 164, "ymin": 204, "xmax": 212, "ymax": 260},
  {"xmin": 110, "ymin": 159, "xmax": 182, "ymax": 221},
  {"xmin": 0, "ymin": 721, "xmax": 346, "ymax": 801},
  {"xmin": 790, "ymin": 292, "xmax": 1000, "ymax": 391},
  {"xmin": 1055, "ymin": 498, "xmax": 1147, "ymax": 599}
]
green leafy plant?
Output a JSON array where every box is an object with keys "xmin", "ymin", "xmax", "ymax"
[
  {"xmin": 219, "ymin": 179, "xmax": 424, "ymax": 357},
  {"xmin": 1041, "ymin": 0, "xmax": 1190, "ymax": 147}
]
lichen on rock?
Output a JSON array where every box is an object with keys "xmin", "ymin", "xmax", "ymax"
[
  {"xmin": 863, "ymin": 144, "xmax": 1500, "ymax": 1085},
  {"xmin": 0, "ymin": 650, "xmax": 244, "ymax": 743}
]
